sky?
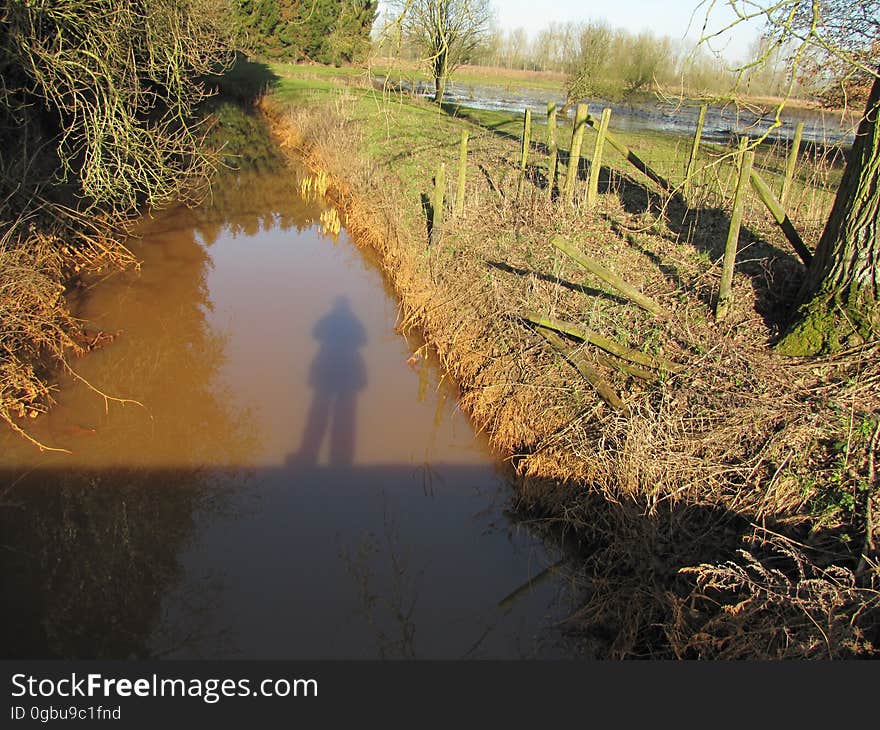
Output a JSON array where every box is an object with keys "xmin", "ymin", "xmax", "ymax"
[
  {"xmin": 489, "ymin": 0, "xmax": 762, "ymax": 60},
  {"xmin": 379, "ymin": 0, "xmax": 764, "ymax": 63}
]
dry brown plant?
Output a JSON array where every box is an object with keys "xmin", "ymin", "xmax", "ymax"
[{"xmin": 260, "ymin": 89, "xmax": 879, "ymax": 656}]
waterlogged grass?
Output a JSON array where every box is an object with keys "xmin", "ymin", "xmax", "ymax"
[{"xmin": 269, "ymin": 61, "xmax": 839, "ymax": 235}]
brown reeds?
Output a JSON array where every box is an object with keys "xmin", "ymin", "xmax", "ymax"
[
  {"xmin": 0, "ymin": 210, "xmax": 136, "ymax": 451},
  {"xmin": 259, "ymin": 88, "xmax": 880, "ymax": 658}
]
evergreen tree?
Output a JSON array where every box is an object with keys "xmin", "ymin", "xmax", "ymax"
[{"xmin": 233, "ymin": 0, "xmax": 377, "ymax": 64}]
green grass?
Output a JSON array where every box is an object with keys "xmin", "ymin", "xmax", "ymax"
[
  {"xmin": 366, "ymin": 61, "xmax": 567, "ymax": 93},
  {"xmin": 259, "ymin": 61, "xmax": 877, "ymax": 660},
  {"xmin": 270, "ymin": 63, "xmax": 516, "ymax": 204},
  {"xmin": 267, "ymin": 62, "xmax": 840, "ymax": 243}
]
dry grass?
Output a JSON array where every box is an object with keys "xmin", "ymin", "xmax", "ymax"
[
  {"xmin": 672, "ymin": 530, "xmax": 880, "ymax": 658},
  {"xmin": 261, "ymin": 84, "xmax": 879, "ymax": 656},
  {"xmin": 0, "ymin": 210, "xmax": 135, "ymax": 451}
]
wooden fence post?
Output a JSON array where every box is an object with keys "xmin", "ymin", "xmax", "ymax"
[
  {"xmin": 551, "ymin": 235, "xmax": 667, "ymax": 316},
  {"xmin": 517, "ymin": 108, "xmax": 532, "ymax": 198},
  {"xmin": 716, "ymin": 141, "xmax": 754, "ymax": 320},
  {"xmin": 546, "ymin": 102, "xmax": 558, "ymax": 199},
  {"xmin": 684, "ymin": 104, "xmax": 707, "ymax": 197},
  {"xmin": 562, "ymin": 103, "xmax": 588, "ymax": 206},
  {"xmin": 780, "ymin": 120, "xmax": 804, "ymax": 206},
  {"xmin": 431, "ymin": 161, "xmax": 446, "ymax": 244},
  {"xmin": 455, "ymin": 129, "xmax": 468, "ymax": 216},
  {"xmin": 749, "ymin": 169, "xmax": 813, "ymax": 266},
  {"xmin": 583, "ymin": 110, "xmax": 675, "ymax": 196},
  {"xmin": 586, "ymin": 107, "xmax": 611, "ymax": 209}
]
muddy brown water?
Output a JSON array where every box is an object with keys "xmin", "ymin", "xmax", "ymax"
[{"xmin": 0, "ymin": 163, "xmax": 577, "ymax": 659}]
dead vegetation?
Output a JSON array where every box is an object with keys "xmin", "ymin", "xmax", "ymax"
[
  {"xmin": 261, "ymin": 82, "xmax": 879, "ymax": 657},
  {"xmin": 674, "ymin": 530, "xmax": 879, "ymax": 658},
  {"xmin": 0, "ymin": 0, "xmax": 237, "ymax": 451},
  {"xmin": 0, "ymin": 208, "xmax": 138, "ymax": 451}
]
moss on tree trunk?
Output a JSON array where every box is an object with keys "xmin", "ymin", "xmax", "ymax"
[{"xmin": 777, "ymin": 71, "xmax": 880, "ymax": 356}]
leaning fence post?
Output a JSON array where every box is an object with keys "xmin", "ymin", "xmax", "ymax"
[
  {"xmin": 546, "ymin": 102, "xmax": 558, "ymax": 199},
  {"xmin": 586, "ymin": 107, "xmax": 611, "ymax": 209},
  {"xmin": 517, "ymin": 108, "xmax": 532, "ymax": 198},
  {"xmin": 716, "ymin": 140, "xmax": 754, "ymax": 321},
  {"xmin": 562, "ymin": 103, "xmax": 588, "ymax": 206},
  {"xmin": 431, "ymin": 161, "xmax": 446, "ymax": 244},
  {"xmin": 749, "ymin": 169, "xmax": 812, "ymax": 266},
  {"xmin": 780, "ymin": 120, "xmax": 804, "ymax": 206},
  {"xmin": 684, "ymin": 104, "xmax": 707, "ymax": 197},
  {"xmin": 455, "ymin": 129, "xmax": 468, "ymax": 216}
]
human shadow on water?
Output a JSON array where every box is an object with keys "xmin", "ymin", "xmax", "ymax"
[{"xmin": 292, "ymin": 296, "xmax": 367, "ymax": 467}]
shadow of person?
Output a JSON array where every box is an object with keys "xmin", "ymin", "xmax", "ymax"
[{"xmin": 293, "ymin": 297, "xmax": 367, "ymax": 467}]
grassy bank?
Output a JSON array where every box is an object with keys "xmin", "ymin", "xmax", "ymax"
[{"xmin": 263, "ymin": 62, "xmax": 878, "ymax": 657}]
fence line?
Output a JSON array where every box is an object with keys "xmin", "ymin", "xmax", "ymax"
[
  {"xmin": 716, "ymin": 140, "xmax": 754, "ymax": 321},
  {"xmin": 562, "ymin": 104, "xmax": 588, "ymax": 205},
  {"xmin": 546, "ymin": 102, "xmax": 558, "ymax": 200},
  {"xmin": 517, "ymin": 108, "xmax": 531, "ymax": 198},
  {"xmin": 684, "ymin": 104, "xmax": 707, "ymax": 196},
  {"xmin": 780, "ymin": 120, "xmax": 805, "ymax": 206},
  {"xmin": 586, "ymin": 107, "xmax": 611, "ymax": 209},
  {"xmin": 430, "ymin": 161, "xmax": 446, "ymax": 245}
]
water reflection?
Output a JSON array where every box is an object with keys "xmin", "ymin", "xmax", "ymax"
[
  {"xmin": 0, "ymin": 149, "xmax": 575, "ymax": 659},
  {"xmin": 388, "ymin": 77, "xmax": 856, "ymax": 145},
  {"xmin": 0, "ymin": 464, "xmax": 240, "ymax": 658},
  {"xmin": 294, "ymin": 297, "xmax": 367, "ymax": 467}
]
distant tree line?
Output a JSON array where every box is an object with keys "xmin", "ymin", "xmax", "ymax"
[
  {"xmin": 473, "ymin": 22, "xmax": 806, "ymax": 101},
  {"xmin": 234, "ymin": 0, "xmax": 377, "ymax": 64},
  {"xmin": 376, "ymin": 13, "xmax": 876, "ymax": 105}
]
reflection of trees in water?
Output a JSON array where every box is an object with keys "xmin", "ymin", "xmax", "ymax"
[
  {"xmin": 0, "ymin": 177, "xmax": 276, "ymax": 657},
  {"xmin": 0, "ymin": 256, "xmax": 248, "ymax": 654},
  {"xmin": 0, "ymin": 468, "xmax": 235, "ymax": 658},
  {"xmin": 37, "ymin": 217, "xmax": 258, "ymax": 467},
  {"xmin": 0, "ymin": 156, "xmax": 354, "ymax": 659},
  {"xmin": 340, "ymin": 507, "xmax": 421, "ymax": 660},
  {"xmin": 193, "ymin": 167, "xmax": 342, "ymax": 245}
]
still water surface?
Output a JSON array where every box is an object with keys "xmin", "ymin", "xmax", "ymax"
[
  {"xmin": 0, "ymin": 163, "xmax": 575, "ymax": 659},
  {"xmin": 385, "ymin": 77, "xmax": 856, "ymax": 145}
]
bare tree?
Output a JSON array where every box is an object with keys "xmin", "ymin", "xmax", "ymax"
[
  {"xmin": 1, "ymin": 0, "xmax": 233, "ymax": 215},
  {"xmin": 503, "ymin": 27, "xmax": 530, "ymax": 71},
  {"xmin": 565, "ymin": 22, "xmax": 614, "ymax": 104},
  {"xmin": 696, "ymin": 0, "xmax": 879, "ymax": 354},
  {"xmin": 393, "ymin": 0, "xmax": 493, "ymax": 102},
  {"xmin": 620, "ymin": 31, "xmax": 673, "ymax": 93}
]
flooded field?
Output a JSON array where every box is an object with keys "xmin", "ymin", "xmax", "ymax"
[
  {"xmin": 384, "ymin": 77, "xmax": 856, "ymax": 146},
  {"xmin": 0, "ymin": 161, "xmax": 577, "ymax": 659}
]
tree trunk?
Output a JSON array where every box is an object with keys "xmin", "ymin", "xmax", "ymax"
[
  {"xmin": 777, "ymin": 70, "xmax": 880, "ymax": 355},
  {"xmin": 432, "ymin": 48, "xmax": 448, "ymax": 104},
  {"xmin": 433, "ymin": 74, "xmax": 446, "ymax": 103}
]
